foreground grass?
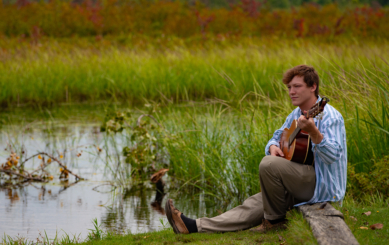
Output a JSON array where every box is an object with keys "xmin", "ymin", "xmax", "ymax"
[
  {"xmin": 338, "ymin": 195, "xmax": 389, "ymax": 245},
  {"xmin": 78, "ymin": 195, "xmax": 389, "ymax": 245},
  {"xmin": 2, "ymin": 194, "xmax": 387, "ymax": 244},
  {"xmin": 81, "ymin": 210, "xmax": 316, "ymax": 245}
]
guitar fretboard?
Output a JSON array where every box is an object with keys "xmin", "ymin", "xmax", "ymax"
[{"xmin": 288, "ymin": 126, "xmax": 301, "ymax": 146}]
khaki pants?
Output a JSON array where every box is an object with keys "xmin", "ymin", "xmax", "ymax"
[{"xmin": 196, "ymin": 156, "xmax": 316, "ymax": 233}]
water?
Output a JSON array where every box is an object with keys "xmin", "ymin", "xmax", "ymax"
[
  {"xmin": 0, "ymin": 182, "xmax": 168, "ymax": 241},
  {"xmin": 0, "ymin": 105, "xmax": 218, "ymax": 241}
]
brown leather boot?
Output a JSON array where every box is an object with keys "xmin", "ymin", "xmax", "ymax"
[
  {"xmin": 165, "ymin": 199, "xmax": 190, "ymax": 234},
  {"xmin": 250, "ymin": 219, "xmax": 287, "ymax": 233}
]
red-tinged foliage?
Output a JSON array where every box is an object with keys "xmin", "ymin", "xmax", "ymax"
[
  {"xmin": 240, "ymin": 0, "xmax": 264, "ymax": 18},
  {"xmin": 0, "ymin": 1, "xmax": 389, "ymax": 39},
  {"xmin": 195, "ymin": 10, "xmax": 215, "ymax": 36}
]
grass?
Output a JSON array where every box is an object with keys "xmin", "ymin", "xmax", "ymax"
[
  {"xmin": 1, "ymin": 37, "xmax": 389, "ymax": 108},
  {"xmin": 62, "ymin": 195, "xmax": 389, "ymax": 245},
  {"xmin": 75, "ymin": 195, "xmax": 389, "ymax": 245},
  {"xmin": 79, "ymin": 209, "xmax": 316, "ymax": 245},
  {"xmin": 81, "ymin": 229, "xmax": 294, "ymax": 245},
  {"xmin": 2, "ymin": 194, "xmax": 387, "ymax": 244},
  {"xmin": 61, "ymin": 194, "xmax": 389, "ymax": 245},
  {"xmin": 1, "ymin": 230, "xmax": 82, "ymax": 244},
  {"xmin": 337, "ymin": 194, "xmax": 389, "ymax": 244}
]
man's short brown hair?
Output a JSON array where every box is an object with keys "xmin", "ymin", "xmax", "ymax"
[{"xmin": 282, "ymin": 65, "xmax": 319, "ymax": 97}]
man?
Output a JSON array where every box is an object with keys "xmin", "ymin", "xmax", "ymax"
[{"xmin": 165, "ymin": 65, "xmax": 347, "ymax": 234}]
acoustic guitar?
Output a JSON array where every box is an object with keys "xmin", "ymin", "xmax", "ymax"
[{"xmin": 279, "ymin": 97, "xmax": 329, "ymax": 165}]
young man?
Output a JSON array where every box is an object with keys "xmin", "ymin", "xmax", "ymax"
[{"xmin": 165, "ymin": 65, "xmax": 347, "ymax": 234}]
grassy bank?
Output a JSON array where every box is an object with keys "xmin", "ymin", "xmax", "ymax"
[
  {"xmin": 81, "ymin": 209, "xmax": 317, "ymax": 245},
  {"xmin": 1, "ymin": 38, "xmax": 389, "ymax": 108},
  {"xmin": 2, "ymin": 193, "xmax": 387, "ymax": 244},
  {"xmin": 79, "ymin": 194, "xmax": 389, "ymax": 245}
]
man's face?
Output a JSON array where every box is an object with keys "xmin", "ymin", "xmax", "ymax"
[{"xmin": 287, "ymin": 76, "xmax": 317, "ymax": 107}]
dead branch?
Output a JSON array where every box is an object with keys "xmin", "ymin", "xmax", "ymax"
[
  {"xmin": 1, "ymin": 152, "xmax": 86, "ymax": 184},
  {"xmin": 35, "ymin": 152, "xmax": 85, "ymax": 180},
  {"xmin": 0, "ymin": 169, "xmax": 46, "ymax": 182}
]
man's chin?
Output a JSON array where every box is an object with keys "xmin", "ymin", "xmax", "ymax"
[{"xmin": 291, "ymin": 101, "xmax": 300, "ymax": 106}]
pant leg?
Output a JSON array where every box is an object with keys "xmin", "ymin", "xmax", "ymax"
[
  {"xmin": 196, "ymin": 193, "xmax": 264, "ymax": 233},
  {"xmin": 259, "ymin": 156, "xmax": 316, "ymax": 220}
]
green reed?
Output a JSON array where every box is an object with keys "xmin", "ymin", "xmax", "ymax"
[{"xmin": 1, "ymin": 38, "xmax": 389, "ymax": 107}]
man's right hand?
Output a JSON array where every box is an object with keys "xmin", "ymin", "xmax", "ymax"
[{"xmin": 269, "ymin": 145, "xmax": 284, "ymax": 157}]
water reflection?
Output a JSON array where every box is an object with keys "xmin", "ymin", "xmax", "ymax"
[
  {"xmin": 6, "ymin": 188, "xmax": 20, "ymax": 203},
  {"xmin": 0, "ymin": 181, "xmax": 171, "ymax": 240},
  {"xmin": 0, "ymin": 118, "xmax": 170, "ymax": 240},
  {"xmin": 58, "ymin": 180, "xmax": 80, "ymax": 194},
  {"xmin": 0, "ymin": 174, "xmax": 223, "ymax": 241},
  {"xmin": 0, "ymin": 107, "xmax": 224, "ymax": 241},
  {"xmin": 151, "ymin": 181, "xmax": 166, "ymax": 215}
]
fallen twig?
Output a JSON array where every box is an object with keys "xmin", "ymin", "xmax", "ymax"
[
  {"xmin": 0, "ymin": 169, "xmax": 45, "ymax": 182},
  {"xmin": 1, "ymin": 151, "xmax": 86, "ymax": 184},
  {"xmin": 36, "ymin": 152, "xmax": 85, "ymax": 180}
]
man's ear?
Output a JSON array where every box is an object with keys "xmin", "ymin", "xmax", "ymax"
[{"xmin": 310, "ymin": 84, "xmax": 317, "ymax": 93}]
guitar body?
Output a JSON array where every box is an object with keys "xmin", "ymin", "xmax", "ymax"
[{"xmin": 279, "ymin": 120, "xmax": 314, "ymax": 165}]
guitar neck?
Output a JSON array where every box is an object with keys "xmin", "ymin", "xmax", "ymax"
[{"xmin": 288, "ymin": 126, "xmax": 301, "ymax": 146}]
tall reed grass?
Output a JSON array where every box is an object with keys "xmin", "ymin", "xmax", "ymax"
[{"xmin": 1, "ymin": 39, "xmax": 389, "ymax": 108}]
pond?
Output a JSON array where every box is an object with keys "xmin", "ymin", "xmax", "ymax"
[{"xmin": 0, "ymin": 105, "xmax": 220, "ymax": 241}]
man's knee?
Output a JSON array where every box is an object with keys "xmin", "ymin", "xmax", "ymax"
[
  {"xmin": 259, "ymin": 156, "xmax": 275, "ymax": 173},
  {"xmin": 259, "ymin": 156, "xmax": 283, "ymax": 175}
]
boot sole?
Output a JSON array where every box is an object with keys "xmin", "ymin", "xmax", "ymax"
[{"xmin": 165, "ymin": 199, "xmax": 180, "ymax": 234}]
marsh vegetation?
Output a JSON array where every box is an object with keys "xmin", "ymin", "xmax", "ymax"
[{"xmin": 1, "ymin": 1, "xmax": 389, "ymax": 243}]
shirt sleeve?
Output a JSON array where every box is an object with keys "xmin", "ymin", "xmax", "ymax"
[
  {"xmin": 265, "ymin": 113, "xmax": 294, "ymax": 155},
  {"xmin": 311, "ymin": 118, "xmax": 344, "ymax": 165}
]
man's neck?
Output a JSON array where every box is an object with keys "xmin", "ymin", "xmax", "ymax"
[{"xmin": 299, "ymin": 96, "xmax": 318, "ymax": 112}]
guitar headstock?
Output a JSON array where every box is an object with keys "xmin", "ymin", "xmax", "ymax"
[{"xmin": 305, "ymin": 97, "xmax": 329, "ymax": 119}]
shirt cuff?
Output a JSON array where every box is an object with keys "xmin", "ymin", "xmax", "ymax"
[{"xmin": 311, "ymin": 136, "xmax": 328, "ymax": 148}]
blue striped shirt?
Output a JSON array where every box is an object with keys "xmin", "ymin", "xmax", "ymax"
[{"xmin": 265, "ymin": 97, "xmax": 347, "ymax": 206}]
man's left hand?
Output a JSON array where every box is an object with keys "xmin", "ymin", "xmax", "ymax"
[
  {"xmin": 297, "ymin": 115, "xmax": 316, "ymax": 134},
  {"xmin": 297, "ymin": 114, "xmax": 323, "ymax": 144}
]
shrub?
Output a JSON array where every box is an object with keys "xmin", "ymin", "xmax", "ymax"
[{"xmin": 347, "ymin": 155, "xmax": 389, "ymax": 199}]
